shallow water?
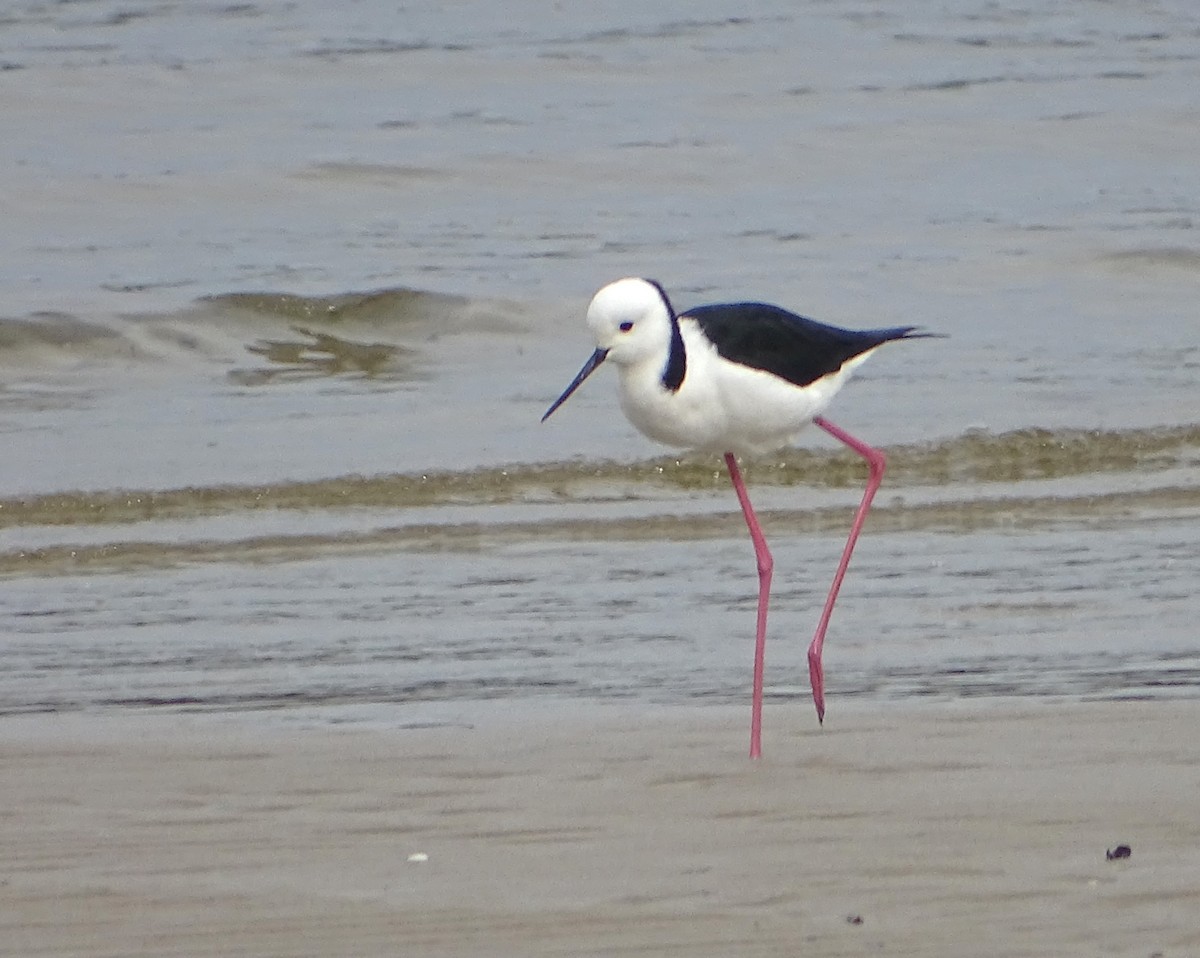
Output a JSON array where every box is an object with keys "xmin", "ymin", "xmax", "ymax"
[
  {"xmin": 1, "ymin": 1, "xmax": 1198, "ymax": 722},
  {"xmin": 3, "ymin": 487, "xmax": 1197, "ymax": 719}
]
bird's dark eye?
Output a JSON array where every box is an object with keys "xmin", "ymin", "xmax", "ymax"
[{"xmin": 619, "ymin": 321, "xmax": 634, "ymax": 332}]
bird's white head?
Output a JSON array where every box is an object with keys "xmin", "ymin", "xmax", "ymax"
[
  {"xmin": 584, "ymin": 277, "xmax": 674, "ymax": 366},
  {"xmin": 541, "ymin": 277, "xmax": 676, "ymax": 423}
]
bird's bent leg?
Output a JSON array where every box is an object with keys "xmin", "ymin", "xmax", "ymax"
[
  {"xmin": 807, "ymin": 417, "xmax": 886, "ymax": 725},
  {"xmin": 724, "ymin": 452, "xmax": 771, "ymax": 759}
]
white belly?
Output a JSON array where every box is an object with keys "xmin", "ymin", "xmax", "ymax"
[{"xmin": 617, "ymin": 340, "xmax": 854, "ymax": 457}]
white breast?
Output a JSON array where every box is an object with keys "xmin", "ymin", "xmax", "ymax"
[{"xmin": 614, "ymin": 320, "xmax": 856, "ymax": 457}]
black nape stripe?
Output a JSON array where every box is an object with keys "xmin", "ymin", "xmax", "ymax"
[{"xmin": 645, "ymin": 278, "xmax": 686, "ymax": 392}]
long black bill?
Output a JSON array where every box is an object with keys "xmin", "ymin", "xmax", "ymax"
[{"xmin": 541, "ymin": 347, "xmax": 609, "ymax": 422}]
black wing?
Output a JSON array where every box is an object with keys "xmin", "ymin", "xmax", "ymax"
[{"xmin": 682, "ymin": 302, "xmax": 923, "ymax": 388}]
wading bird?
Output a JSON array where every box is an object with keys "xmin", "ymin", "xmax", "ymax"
[{"xmin": 543, "ymin": 277, "xmax": 933, "ymax": 758}]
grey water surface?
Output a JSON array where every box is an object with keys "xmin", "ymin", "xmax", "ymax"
[{"xmin": 2, "ymin": 0, "xmax": 1197, "ymax": 724}]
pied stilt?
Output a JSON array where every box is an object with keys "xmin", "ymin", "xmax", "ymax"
[{"xmin": 542, "ymin": 277, "xmax": 935, "ymax": 758}]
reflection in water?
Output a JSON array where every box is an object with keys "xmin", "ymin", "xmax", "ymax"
[{"xmin": 231, "ymin": 326, "xmax": 414, "ymax": 384}]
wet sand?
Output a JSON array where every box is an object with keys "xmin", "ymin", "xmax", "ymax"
[{"xmin": 4, "ymin": 701, "xmax": 1198, "ymax": 956}]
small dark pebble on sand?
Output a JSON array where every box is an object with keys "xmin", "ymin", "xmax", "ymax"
[
  {"xmin": 846, "ymin": 915, "xmax": 864, "ymax": 925},
  {"xmin": 1106, "ymin": 844, "xmax": 1132, "ymax": 860}
]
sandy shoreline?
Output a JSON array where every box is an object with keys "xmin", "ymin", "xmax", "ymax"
[{"xmin": 3, "ymin": 701, "xmax": 1198, "ymax": 956}]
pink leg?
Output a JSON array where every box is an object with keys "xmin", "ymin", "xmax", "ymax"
[
  {"xmin": 808, "ymin": 416, "xmax": 886, "ymax": 725},
  {"xmin": 724, "ymin": 452, "xmax": 771, "ymax": 760}
]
